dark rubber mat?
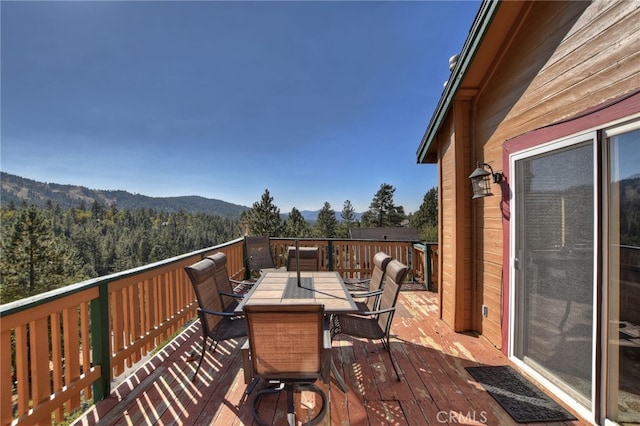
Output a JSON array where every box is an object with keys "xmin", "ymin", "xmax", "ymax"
[{"xmin": 465, "ymin": 365, "xmax": 576, "ymax": 423}]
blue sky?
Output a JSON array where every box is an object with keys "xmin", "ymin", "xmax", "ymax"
[{"xmin": 1, "ymin": 1, "xmax": 479, "ymax": 214}]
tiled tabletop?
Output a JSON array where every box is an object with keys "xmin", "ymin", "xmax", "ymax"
[{"xmin": 235, "ymin": 271, "xmax": 357, "ymax": 314}]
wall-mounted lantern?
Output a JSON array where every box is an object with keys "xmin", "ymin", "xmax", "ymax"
[{"xmin": 469, "ymin": 162, "xmax": 503, "ymax": 199}]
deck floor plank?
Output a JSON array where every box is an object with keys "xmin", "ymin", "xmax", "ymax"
[{"xmin": 75, "ymin": 289, "xmax": 589, "ymax": 425}]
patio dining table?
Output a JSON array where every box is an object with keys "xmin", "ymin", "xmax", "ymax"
[{"xmin": 235, "ymin": 270, "xmax": 358, "ymax": 392}]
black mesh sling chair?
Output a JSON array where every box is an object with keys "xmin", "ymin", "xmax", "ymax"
[
  {"xmin": 184, "ymin": 258, "xmax": 247, "ymax": 381},
  {"xmin": 243, "ymin": 304, "xmax": 331, "ymax": 426},
  {"xmin": 205, "ymin": 252, "xmax": 251, "ymax": 311},
  {"xmin": 331, "ymin": 259, "xmax": 408, "ymax": 381},
  {"xmin": 244, "ymin": 235, "xmax": 284, "ymax": 277}
]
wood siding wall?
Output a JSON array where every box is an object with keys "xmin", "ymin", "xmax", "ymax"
[
  {"xmin": 436, "ymin": 0, "xmax": 639, "ymax": 349},
  {"xmin": 439, "ymin": 116, "xmax": 456, "ymax": 328},
  {"xmin": 437, "ymin": 101, "xmax": 474, "ymax": 332}
]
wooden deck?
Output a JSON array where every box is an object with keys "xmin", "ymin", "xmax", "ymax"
[{"xmin": 75, "ymin": 286, "xmax": 589, "ymax": 425}]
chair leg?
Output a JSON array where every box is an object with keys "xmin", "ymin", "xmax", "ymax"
[
  {"xmin": 286, "ymin": 385, "xmax": 295, "ymax": 426},
  {"xmin": 252, "ymin": 383, "xmax": 327, "ymax": 426},
  {"xmin": 243, "ymin": 378, "xmax": 260, "ymax": 396},
  {"xmin": 191, "ymin": 339, "xmax": 208, "ymax": 382},
  {"xmin": 251, "ymin": 385, "xmax": 282, "ymax": 426},
  {"xmin": 384, "ymin": 339, "xmax": 401, "ymax": 381},
  {"xmin": 191, "ymin": 338, "xmax": 218, "ymax": 381},
  {"xmin": 292, "ymin": 383, "xmax": 327, "ymax": 426}
]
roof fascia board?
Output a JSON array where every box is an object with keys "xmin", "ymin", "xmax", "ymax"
[{"xmin": 416, "ymin": 0, "xmax": 500, "ymax": 163}]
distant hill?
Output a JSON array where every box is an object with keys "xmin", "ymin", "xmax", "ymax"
[{"xmin": 0, "ymin": 172, "xmax": 249, "ymax": 217}]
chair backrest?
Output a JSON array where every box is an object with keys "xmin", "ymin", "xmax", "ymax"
[
  {"xmin": 286, "ymin": 247, "xmax": 319, "ymax": 272},
  {"xmin": 244, "ymin": 304, "xmax": 326, "ymax": 381},
  {"xmin": 206, "ymin": 252, "xmax": 236, "ymax": 309},
  {"xmin": 184, "ymin": 258, "xmax": 225, "ymax": 335},
  {"xmin": 245, "ymin": 236, "xmax": 276, "ymax": 272},
  {"xmin": 377, "ymin": 259, "xmax": 409, "ymax": 333},
  {"xmin": 363, "ymin": 252, "xmax": 392, "ymax": 310}
]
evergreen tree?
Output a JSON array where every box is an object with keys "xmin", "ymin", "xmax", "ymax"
[
  {"xmin": 242, "ymin": 189, "xmax": 282, "ymax": 236},
  {"xmin": 314, "ymin": 202, "xmax": 338, "ymax": 238},
  {"xmin": 414, "ymin": 187, "xmax": 438, "ymax": 227},
  {"xmin": 341, "ymin": 200, "xmax": 356, "ymax": 226},
  {"xmin": 0, "ymin": 197, "xmax": 244, "ymax": 303},
  {"xmin": 409, "ymin": 187, "xmax": 438, "ymax": 242},
  {"xmin": 335, "ymin": 200, "xmax": 356, "ymax": 238},
  {"xmin": 361, "ymin": 183, "xmax": 406, "ymax": 227},
  {"xmin": 0, "ymin": 205, "xmax": 83, "ymax": 303},
  {"xmin": 283, "ymin": 207, "xmax": 311, "ymax": 238}
]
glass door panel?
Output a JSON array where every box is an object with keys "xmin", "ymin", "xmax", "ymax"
[
  {"xmin": 607, "ymin": 128, "xmax": 640, "ymax": 423},
  {"xmin": 514, "ymin": 140, "xmax": 595, "ymax": 406}
]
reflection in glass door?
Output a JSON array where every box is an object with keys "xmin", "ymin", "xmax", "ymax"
[
  {"xmin": 606, "ymin": 127, "xmax": 640, "ymax": 423},
  {"xmin": 513, "ymin": 137, "xmax": 595, "ymax": 408}
]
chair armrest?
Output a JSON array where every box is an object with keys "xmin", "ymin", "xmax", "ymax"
[
  {"xmin": 357, "ymin": 306, "xmax": 396, "ymax": 316},
  {"xmin": 198, "ymin": 307, "xmax": 240, "ymax": 318},
  {"xmin": 219, "ymin": 290, "xmax": 244, "ymax": 299},
  {"xmin": 229, "ymin": 278, "xmax": 255, "ymax": 293},
  {"xmin": 344, "ymin": 278, "xmax": 371, "ymax": 292},
  {"xmin": 345, "ymin": 278, "xmax": 371, "ymax": 285},
  {"xmin": 349, "ymin": 288, "xmax": 383, "ymax": 298},
  {"xmin": 230, "ymin": 278, "xmax": 254, "ymax": 286}
]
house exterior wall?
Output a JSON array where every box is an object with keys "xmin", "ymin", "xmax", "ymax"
[
  {"xmin": 433, "ymin": 0, "xmax": 640, "ymax": 349},
  {"xmin": 437, "ymin": 101, "xmax": 475, "ymax": 332}
]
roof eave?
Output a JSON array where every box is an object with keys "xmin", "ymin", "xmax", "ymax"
[{"xmin": 416, "ymin": 0, "xmax": 501, "ymax": 164}]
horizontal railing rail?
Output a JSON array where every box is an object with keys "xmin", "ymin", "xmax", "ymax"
[{"xmin": 0, "ymin": 236, "xmax": 437, "ymax": 425}]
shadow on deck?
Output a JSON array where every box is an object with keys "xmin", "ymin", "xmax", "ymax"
[{"xmin": 75, "ymin": 286, "xmax": 588, "ymax": 425}]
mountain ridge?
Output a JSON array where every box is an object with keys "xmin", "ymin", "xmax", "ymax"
[
  {"xmin": 0, "ymin": 172, "xmax": 363, "ymax": 220},
  {"xmin": 0, "ymin": 172, "xmax": 249, "ymax": 217}
]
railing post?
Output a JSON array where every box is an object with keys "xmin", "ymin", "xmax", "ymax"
[
  {"xmin": 242, "ymin": 239, "xmax": 251, "ymax": 280},
  {"xmin": 90, "ymin": 281, "xmax": 111, "ymax": 400},
  {"xmin": 425, "ymin": 244, "xmax": 433, "ymax": 291},
  {"xmin": 327, "ymin": 240, "xmax": 334, "ymax": 271}
]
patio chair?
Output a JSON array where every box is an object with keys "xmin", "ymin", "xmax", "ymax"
[
  {"xmin": 184, "ymin": 258, "xmax": 247, "ymax": 381},
  {"xmin": 242, "ymin": 304, "xmax": 330, "ymax": 426},
  {"xmin": 286, "ymin": 246, "xmax": 319, "ymax": 272},
  {"xmin": 205, "ymin": 252, "xmax": 252, "ymax": 311},
  {"xmin": 331, "ymin": 259, "xmax": 408, "ymax": 381},
  {"xmin": 348, "ymin": 251, "xmax": 391, "ymax": 312},
  {"xmin": 245, "ymin": 235, "xmax": 284, "ymax": 276}
]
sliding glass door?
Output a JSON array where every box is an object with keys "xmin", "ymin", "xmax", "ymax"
[
  {"xmin": 605, "ymin": 126, "xmax": 640, "ymax": 424},
  {"xmin": 512, "ymin": 135, "xmax": 596, "ymax": 408}
]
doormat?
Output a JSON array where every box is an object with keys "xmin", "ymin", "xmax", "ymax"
[{"xmin": 465, "ymin": 366, "xmax": 576, "ymax": 423}]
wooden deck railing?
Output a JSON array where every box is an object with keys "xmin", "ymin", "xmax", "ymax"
[{"xmin": 0, "ymin": 237, "xmax": 437, "ymax": 425}]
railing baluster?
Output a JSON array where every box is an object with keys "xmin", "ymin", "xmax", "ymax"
[
  {"xmin": 15, "ymin": 324, "xmax": 29, "ymax": 417},
  {"xmin": 30, "ymin": 317, "xmax": 50, "ymax": 424},
  {"xmin": 0, "ymin": 329, "xmax": 13, "ymax": 425},
  {"xmin": 64, "ymin": 305, "xmax": 81, "ymax": 410},
  {"xmin": 80, "ymin": 301, "xmax": 92, "ymax": 400},
  {"xmin": 50, "ymin": 312, "xmax": 63, "ymax": 421}
]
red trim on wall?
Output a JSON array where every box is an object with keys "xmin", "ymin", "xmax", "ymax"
[{"xmin": 499, "ymin": 89, "xmax": 640, "ymax": 356}]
